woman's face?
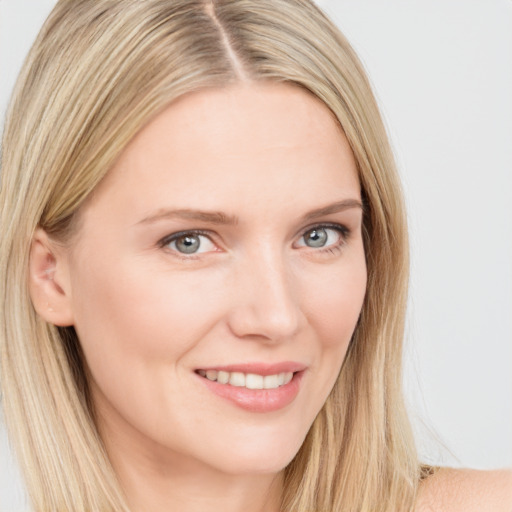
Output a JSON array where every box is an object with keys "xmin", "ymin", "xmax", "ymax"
[{"xmin": 59, "ymin": 83, "xmax": 366, "ymax": 476}]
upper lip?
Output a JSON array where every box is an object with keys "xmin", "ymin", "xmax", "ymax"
[{"xmin": 195, "ymin": 361, "xmax": 307, "ymax": 376}]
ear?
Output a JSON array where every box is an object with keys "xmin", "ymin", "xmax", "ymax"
[{"xmin": 29, "ymin": 228, "xmax": 74, "ymax": 327}]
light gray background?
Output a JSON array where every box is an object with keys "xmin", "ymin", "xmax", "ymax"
[{"xmin": 1, "ymin": 0, "xmax": 511, "ymax": 509}]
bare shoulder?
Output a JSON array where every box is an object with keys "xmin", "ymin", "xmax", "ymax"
[{"xmin": 415, "ymin": 467, "xmax": 512, "ymax": 512}]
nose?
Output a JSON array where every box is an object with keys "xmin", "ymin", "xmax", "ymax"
[{"xmin": 226, "ymin": 248, "xmax": 302, "ymax": 343}]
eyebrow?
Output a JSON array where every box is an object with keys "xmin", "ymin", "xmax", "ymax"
[
  {"xmin": 300, "ymin": 199, "xmax": 363, "ymax": 222},
  {"xmin": 136, "ymin": 199, "xmax": 363, "ymax": 227},
  {"xmin": 137, "ymin": 208, "xmax": 239, "ymax": 226}
]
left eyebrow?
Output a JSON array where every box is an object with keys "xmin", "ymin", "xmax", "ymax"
[{"xmin": 300, "ymin": 199, "xmax": 364, "ymax": 222}]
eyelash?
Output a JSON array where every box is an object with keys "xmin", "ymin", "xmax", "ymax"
[{"xmin": 158, "ymin": 223, "xmax": 350, "ymax": 259}]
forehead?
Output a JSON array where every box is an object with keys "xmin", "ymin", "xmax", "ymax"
[{"xmin": 82, "ymin": 82, "xmax": 360, "ymax": 224}]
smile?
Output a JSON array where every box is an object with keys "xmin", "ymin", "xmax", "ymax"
[
  {"xmin": 195, "ymin": 363, "xmax": 306, "ymax": 412},
  {"xmin": 196, "ymin": 369, "xmax": 294, "ymax": 390}
]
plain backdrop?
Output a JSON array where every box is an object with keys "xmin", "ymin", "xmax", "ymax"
[{"xmin": 1, "ymin": 0, "xmax": 511, "ymax": 509}]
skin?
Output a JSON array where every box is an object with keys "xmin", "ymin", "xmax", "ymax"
[
  {"xmin": 417, "ymin": 468, "xmax": 512, "ymax": 512},
  {"xmin": 30, "ymin": 83, "xmax": 367, "ymax": 512}
]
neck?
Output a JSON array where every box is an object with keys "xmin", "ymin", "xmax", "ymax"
[{"xmin": 110, "ymin": 443, "xmax": 284, "ymax": 512}]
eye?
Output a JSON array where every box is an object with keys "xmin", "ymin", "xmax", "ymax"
[
  {"xmin": 160, "ymin": 231, "xmax": 217, "ymax": 255},
  {"xmin": 296, "ymin": 225, "xmax": 347, "ymax": 250}
]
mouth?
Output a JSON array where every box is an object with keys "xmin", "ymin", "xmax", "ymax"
[
  {"xmin": 196, "ymin": 369, "xmax": 295, "ymax": 390},
  {"xmin": 194, "ymin": 363, "xmax": 306, "ymax": 412}
]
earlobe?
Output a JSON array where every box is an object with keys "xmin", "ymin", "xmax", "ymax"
[{"xmin": 29, "ymin": 228, "xmax": 74, "ymax": 327}]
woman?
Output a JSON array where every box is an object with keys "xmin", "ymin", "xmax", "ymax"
[{"xmin": 0, "ymin": 1, "xmax": 510, "ymax": 511}]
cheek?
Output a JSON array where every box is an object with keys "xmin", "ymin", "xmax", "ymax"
[
  {"xmin": 305, "ymin": 256, "xmax": 367, "ymax": 344},
  {"xmin": 301, "ymin": 254, "xmax": 367, "ymax": 390},
  {"xmin": 70, "ymin": 255, "xmax": 227, "ymax": 384},
  {"xmin": 69, "ymin": 256, "xmax": 232, "ymax": 441}
]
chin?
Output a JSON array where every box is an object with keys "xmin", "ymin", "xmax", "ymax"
[
  {"xmin": 200, "ymin": 426, "xmax": 309, "ymax": 476},
  {"xmin": 212, "ymin": 453, "xmax": 296, "ymax": 477}
]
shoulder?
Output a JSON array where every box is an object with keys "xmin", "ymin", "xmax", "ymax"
[{"xmin": 415, "ymin": 467, "xmax": 512, "ymax": 512}]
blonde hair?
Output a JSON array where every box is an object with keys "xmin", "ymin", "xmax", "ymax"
[{"xmin": 0, "ymin": 0, "xmax": 420, "ymax": 510}]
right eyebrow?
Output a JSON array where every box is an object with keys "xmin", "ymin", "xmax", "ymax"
[{"xmin": 136, "ymin": 208, "xmax": 239, "ymax": 226}]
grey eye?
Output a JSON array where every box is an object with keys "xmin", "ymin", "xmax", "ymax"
[
  {"xmin": 297, "ymin": 226, "xmax": 345, "ymax": 249},
  {"xmin": 174, "ymin": 234, "xmax": 201, "ymax": 254},
  {"xmin": 304, "ymin": 228, "xmax": 329, "ymax": 247},
  {"xmin": 164, "ymin": 232, "xmax": 216, "ymax": 255},
  {"xmin": 303, "ymin": 228, "xmax": 328, "ymax": 248}
]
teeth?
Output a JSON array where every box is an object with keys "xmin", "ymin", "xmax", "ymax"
[
  {"xmin": 206, "ymin": 370, "xmax": 217, "ymax": 381},
  {"xmin": 229, "ymin": 372, "xmax": 245, "ymax": 387},
  {"xmin": 263, "ymin": 374, "xmax": 279, "ymax": 389},
  {"xmin": 246, "ymin": 374, "xmax": 264, "ymax": 389},
  {"xmin": 198, "ymin": 370, "xmax": 295, "ymax": 389},
  {"xmin": 217, "ymin": 370, "xmax": 230, "ymax": 384}
]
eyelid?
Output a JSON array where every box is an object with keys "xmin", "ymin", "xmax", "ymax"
[
  {"xmin": 158, "ymin": 229, "xmax": 213, "ymax": 246},
  {"xmin": 298, "ymin": 222, "xmax": 350, "ymax": 239}
]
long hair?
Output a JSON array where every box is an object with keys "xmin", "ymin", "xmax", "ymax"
[{"xmin": 0, "ymin": 1, "xmax": 419, "ymax": 510}]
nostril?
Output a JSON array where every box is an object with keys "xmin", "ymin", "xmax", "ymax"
[{"xmin": 226, "ymin": 296, "xmax": 301, "ymax": 342}]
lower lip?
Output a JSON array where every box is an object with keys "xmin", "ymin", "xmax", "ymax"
[{"xmin": 197, "ymin": 372, "xmax": 304, "ymax": 413}]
